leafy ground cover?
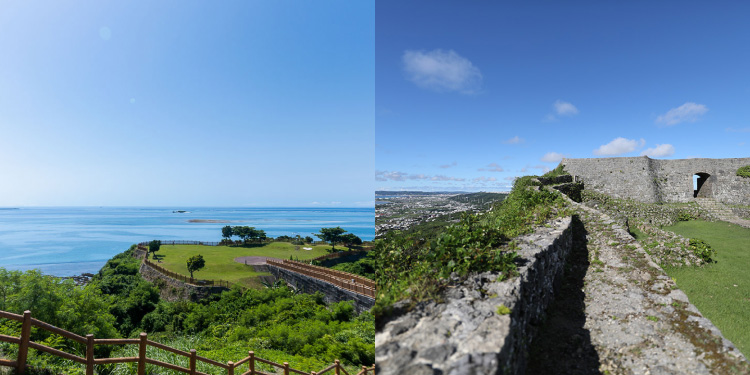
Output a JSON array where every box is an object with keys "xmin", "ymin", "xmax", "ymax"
[
  {"xmin": 0, "ymin": 247, "xmax": 374, "ymax": 374},
  {"xmin": 155, "ymin": 243, "xmax": 334, "ymax": 288},
  {"xmin": 662, "ymin": 220, "xmax": 750, "ymax": 356},
  {"xmin": 373, "ymin": 176, "xmax": 569, "ymax": 320}
]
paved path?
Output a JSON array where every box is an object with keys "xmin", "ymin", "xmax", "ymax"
[{"xmin": 233, "ymin": 256, "xmax": 272, "ymax": 265}]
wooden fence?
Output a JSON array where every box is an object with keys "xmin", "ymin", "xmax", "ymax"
[
  {"xmin": 0, "ymin": 310, "xmax": 375, "ymax": 375},
  {"xmin": 266, "ymin": 260, "xmax": 376, "ymax": 299}
]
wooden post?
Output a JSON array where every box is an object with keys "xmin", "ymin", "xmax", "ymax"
[
  {"xmin": 138, "ymin": 332, "xmax": 147, "ymax": 375},
  {"xmin": 361, "ymin": 366, "xmax": 367, "ymax": 374},
  {"xmin": 284, "ymin": 362, "xmax": 290, "ymax": 375},
  {"xmin": 335, "ymin": 360, "xmax": 340, "ymax": 375},
  {"xmin": 227, "ymin": 361, "xmax": 234, "ymax": 375},
  {"xmin": 248, "ymin": 351, "xmax": 255, "ymax": 374},
  {"xmin": 86, "ymin": 334, "xmax": 95, "ymax": 375},
  {"xmin": 17, "ymin": 310, "xmax": 32, "ymax": 375},
  {"xmin": 189, "ymin": 349, "xmax": 197, "ymax": 375}
]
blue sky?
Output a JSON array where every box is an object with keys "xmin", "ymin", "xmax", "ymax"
[
  {"xmin": 0, "ymin": 1, "xmax": 374, "ymax": 207},
  {"xmin": 376, "ymin": 2, "xmax": 750, "ymax": 192}
]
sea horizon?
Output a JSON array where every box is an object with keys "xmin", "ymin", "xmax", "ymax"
[{"xmin": 0, "ymin": 206, "xmax": 374, "ymax": 277}]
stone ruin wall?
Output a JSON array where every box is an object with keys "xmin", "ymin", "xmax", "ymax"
[
  {"xmin": 376, "ymin": 216, "xmax": 573, "ymax": 375},
  {"xmin": 562, "ymin": 156, "xmax": 750, "ymax": 205},
  {"xmin": 139, "ymin": 262, "xmax": 229, "ymax": 302}
]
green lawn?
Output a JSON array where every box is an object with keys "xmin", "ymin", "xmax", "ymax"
[
  {"xmin": 153, "ymin": 242, "xmax": 336, "ymax": 288},
  {"xmin": 662, "ymin": 220, "xmax": 750, "ymax": 356}
]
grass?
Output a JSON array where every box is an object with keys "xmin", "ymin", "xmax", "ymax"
[
  {"xmin": 154, "ymin": 242, "xmax": 338, "ymax": 288},
  {"xmin": 662, "ymin": 220, "xmax": 750, "ymax": 356}
]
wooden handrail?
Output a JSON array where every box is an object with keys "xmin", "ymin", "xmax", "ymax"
[
  {"xmin": 0, "ymin": 310, "xmax": 373, "ymax": 375},
  {"xmin": 266, "ymin": 259, "xmax": 376, "ymax": 298}
]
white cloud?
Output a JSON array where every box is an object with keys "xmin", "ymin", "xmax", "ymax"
[
  {"xmin": 478, "ymin": 163, "xmax": 504, "ymax": 172},
  {"xmin": 641, "ymin": 144, "xmax": 675, "ymax": 157},
  {"xmin": 554, "ymin": 100, "xmax": 578, "ymax": 116},
  {"xmin": 593, "ymin": 137, "xmax": 646, "ymax": 156},
  {"xmin": 541, "ymin": 152, "xmax": 565, "ymax": 163},
  {"xmin": 503, "ymin": 176, "xmax": 517, "ymax": 181},
  {"xmin": 726, "ymin": 127, "xmax": 750, "ymax": 133},
  {"xmin": 503, "ymin": 136, "xmax": 524, "ymax": 144},
  {"xmin": 439, "ymin": 161, "xmax": 457, "ymax": 169},
  {"xmin": 402, "ymin": 49, "xmax": 482, "ymax": 94},
  {"xmin": 656, "ymin": 102, "xmax": 708, "ymax": 126}
]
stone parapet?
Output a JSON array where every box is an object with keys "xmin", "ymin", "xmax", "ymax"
[
  {"xmin": 139, "ymin": 262, "xmax": 229, "ymax": 302},
  {"xmin": 375, "ymin": 216, "xmax": 573, "ymax": 375}
]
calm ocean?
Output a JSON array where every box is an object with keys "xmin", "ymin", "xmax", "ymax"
[{"xmin": 0, "ymin": 207, "xmax": 374, "ymax": 276}]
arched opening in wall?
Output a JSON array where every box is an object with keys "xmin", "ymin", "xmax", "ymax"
[{"xmin": 693, "ymin": 173, "xmax": 711, "ymax": 198}]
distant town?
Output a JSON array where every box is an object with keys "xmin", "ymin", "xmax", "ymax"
[{"xmin": 375, "ymin": 191, "xmax": 508, "ymax": 237}]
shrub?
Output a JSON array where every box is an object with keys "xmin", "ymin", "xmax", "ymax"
[
  {"xmin": 688, "ymin": 238, "xmax": 716, "ymax": 264},
  {"xmin": 737, "ymin": 165, "xmax": 750, "ymax": 178}
]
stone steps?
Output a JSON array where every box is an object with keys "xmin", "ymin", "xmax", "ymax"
[{"xmin": 695, "ymin": 198, "xmax": 750, "ymax": 228}]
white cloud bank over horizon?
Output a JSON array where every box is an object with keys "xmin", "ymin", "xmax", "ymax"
[
  {"xmin": 402, "ymin": 49, "xmax": 482, "ymax": 94},
  {"xmin": 656, "ymin": 102, "xmax": 708, "ymax": 126},
  {"xmin": 593, "ymin": 137, "xmax": 646, "ymax": 156},
  {"xmin": 376, "ymin": 170, "xmax": 466, "ymax": 182}
]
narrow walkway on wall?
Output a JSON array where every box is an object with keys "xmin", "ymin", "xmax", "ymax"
[{"xmin": 528, "ymin": 202, "xmax": 749, "ymax": 374}]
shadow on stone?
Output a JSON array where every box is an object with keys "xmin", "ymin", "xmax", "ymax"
[{"xmin": 526, "ymin": 214, "xmax": 601, "ymax": 374}]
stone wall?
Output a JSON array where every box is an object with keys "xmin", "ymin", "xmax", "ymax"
[
  {"xmin": 562, "ymin": 156, "xmax": 750, "ymax": 205},
  {"xmin": 375, "ymin": 216, "xmax": 573, "ymax": 375},
  {"xmin": 267, "ymin": 265, "xmax": 375, "ymax": 314},
  {"xmin": 139, "ymin": 262, "xmax": 229, "ymax": 302}
]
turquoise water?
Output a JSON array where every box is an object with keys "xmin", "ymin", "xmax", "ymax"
[{"xmin": 0, "ymin": 207, "xmax": 374, "ymax": 276}]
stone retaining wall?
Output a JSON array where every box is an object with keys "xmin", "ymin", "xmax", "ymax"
[
  {"xmin": 267, "ymin": 265, "xmax": 374, "ymax": 314},
  {"xmin": 375, "ymin": 216, "xmax": 573, "ymax": 375},
  {"xmin": 139, "ymin": 262, "xmax": 229, "ymax": 302}
]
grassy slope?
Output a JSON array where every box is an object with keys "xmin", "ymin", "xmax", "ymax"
[
  {"xmin": 662, "ymin": 220, "xmax": 750, "ymax": 356},
  {"xmin": 155, "ymin": 243, "xmax": 336, "ymax": 288}
]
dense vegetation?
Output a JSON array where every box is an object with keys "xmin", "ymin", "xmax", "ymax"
[
  {"xmin": 373, "ymin": 176, "xmax": 569, "ymax": 320},
  {"xmin": 541, "ymin": 164, "xmax": 569, "ymax": 178},
  {"xmin": 737, "ymin": 165, "xmax": 750, "ymax": 178},
  {"xmin": 448, "ymin": 192, "xmax": 508, "ymax": 205},
  {"xmin": 0, "ymin": 247, "xmax": 374, "ymax": 374},
  {"xmin": 320, "ymin": 252, "xmax": 376, "ymax": 280}
]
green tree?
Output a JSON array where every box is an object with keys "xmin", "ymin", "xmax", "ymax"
[
  {"xmin": 186, "ymin": 255, "xmax": 206, "ymax": 279},
  {"xmin": 341, "ymin": 233, "xmax": 363, "ymax": 250},
  {"xmin": 221, "ymin": 225, "xmax": 233, "ymax": 241},
  {"xmin": 257, "ymin": 229, "xmax": 267, "ymax": 243},
  {"xmin": 314, "ymin": 227, "xmax": 347, "ymax": 251},
  {"xmin": 148, "ymin": 240, "xmax": 161, "ymax": 259}
]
